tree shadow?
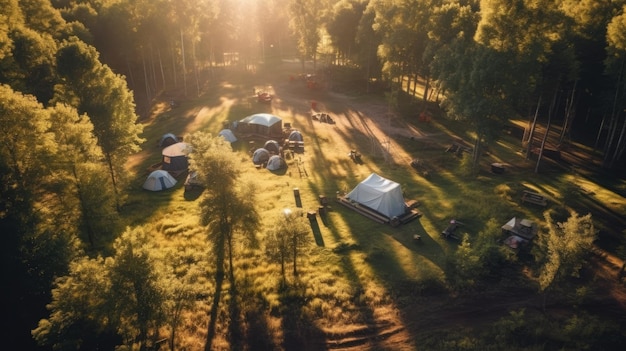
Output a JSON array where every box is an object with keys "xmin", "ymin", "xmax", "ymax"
[
  {"xmin": 205, "ymin": 269, "xmax": 224, "ymax": 351},
  {"xmin": 279, "ymin": 283, "xmax": 327, "ymax": 351}
]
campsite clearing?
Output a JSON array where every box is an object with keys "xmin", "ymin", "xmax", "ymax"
[{"xmin": 125, "ymin": 61, "xmax": 626, "ymax": 351}]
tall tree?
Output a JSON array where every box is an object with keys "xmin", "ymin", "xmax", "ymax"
[
  {"xmin": 55, "ymin": 37, "xmax": 144, "ymax": 209},
  {"xmin": 289, "ymin": 0, "xmax": 328, "ymax": 70},
  {"xmin": 266, "ymin": 209, "xmax": 311, "ymax": 286},
  {"xmin": 34, "ymin": 227, "xmax": 167, "ymax": 350},
  {"xmin": 185, "ymin": 132, "xmax": 260, "ymax": 351},
  {"xmin": 603, "ymin": 5, "xmax": 626, "ymax": 168},
  {"xmin": 535, "ymin": 210, "xmax": 596, "ymax": 309}
]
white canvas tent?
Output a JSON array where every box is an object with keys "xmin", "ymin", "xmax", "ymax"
[
  {"xmin": 252, "ymin": 148, "xmax": 270, "ymax": 165},
  {"xmin": 218, "ymin": 129, "xmax": 237, "ymax": 143},
  {"xmin": 266, "ymin": 155, "xmax": 285, "ymax": 171},
  {"xmin": 143, "ymin": 170, "xmax": 177, "ymax": 191},
  {"xmin": 346, "ymin": 173, "xmax": 406, "ymax": 219},
  {"xmin": 238, "ymin": 113, "xmax": 283, "ymax": 137},
  {"xmin": 162, "ymin": 142, "xmax": 190, "ymax": 172}
]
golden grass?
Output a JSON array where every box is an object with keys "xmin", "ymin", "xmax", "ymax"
[{"xmin": 118, "ymin": 64, "xmax": 625, "ymax": 349}]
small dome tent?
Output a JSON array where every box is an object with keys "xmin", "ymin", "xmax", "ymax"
[
  {"xmin": 143, "ymin": 170, "xmax": 177, "ymax": 191},
  {"xmin": 159, "ymin": 133, "xmax": 179, "ymax": 148},
  {"xmin": 218, "ymin": 129, "xmax": 237, "ymax": 143},
  {"xmin": 288, "ymin": 130, "xmax": 303, "ymax": 142},
  {"xmin": 252, "ymin": 148, "xmax": 270, "ymax": 165},
  {"xmin": 162, "ymin": 142, "xmax": 190, "ymax": 172},
  {"xmin": 264, "ymin": 140, "xmax": 280, "ymax": 154},
  {"xmin": 266, "ymin": 155, "xmax": 286, "ymax": 171}
]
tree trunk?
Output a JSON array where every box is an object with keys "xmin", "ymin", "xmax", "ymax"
[
  {"xmin": 526, "ymin": 95, "xmax": 541, "ymax": 159},
  {"xmin": 180, "ymin": 28, "xmax": 187, "ymax": 96},
  {"xmin": 609, "ymin": 115, "xmax": 626, "ymax": 168},
  {"xmin": 535, "ymin": 94, "xmax": 555, "ymax": 173},
  {"xmin": 560, "ymin": 80, "xmax": 577, "ymax": 144}
]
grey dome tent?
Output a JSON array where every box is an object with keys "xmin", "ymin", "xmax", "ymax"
[
  {"xmin": 288, "ymin": 130, "xmax": 303, "ymax": 142},
  {"xmin": 238, "ymin": 113, "xmax": 283, "ymax": 137},
  {"xmin": 218, "ymin": 129, "xmax": 237, "ymax": 143},
  {"xmin": 266, "ymin": 155, "xmax": 286, "ymax": 171},
  {"xmin": 252, "ymin": 148, "xmax": 270, "ymax": 165},
  {"xmin": 264, "ymin": 140, "xmax": 280, "ymax": 154},
  {"xmin": 162, "ymin": 142, "xmax": 190, "ymax": 172},
  {"xmin": 159, "ymin": 133, "xmax": 179, "ymax": 148},
  {"xmin": 346, "ymin": 173, "xmax": 406, "ymax": 219},
  {"xmin": 143, "ymin": 170, "xmax": 177, "ymax": 191}
]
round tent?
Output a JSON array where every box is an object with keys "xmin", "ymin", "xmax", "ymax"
[
  {"xmin": 288, "ymin": 130, "xmax": 303, "ymax": 142},
  {"xmin": 266, "ymin": 155, "xmax": 286, "ymax": 171},
  {"xmin": 143, "ymin": 170, "xmax": 177, "ymax": 191},
  {"xmin": 264, "ymin": 140, "xmax": 280, "ymax": 154},
  {"xmin": 159, "ymin": 133, "xmax": 178, "ymax": 148},
  {"xmin": 237, "ymin": 113, "xmax": 283, "ymax": 137},
  {"xmin": 252, "ymin": 148, "xmax": 270, "ymax": 165},
  {"xmin": 162, "ymin": 142, "xmax": 190, "ymax": 172},
  {"xmin": 218, "ymin": 129, "xmax": 237, "ymax": 143}
]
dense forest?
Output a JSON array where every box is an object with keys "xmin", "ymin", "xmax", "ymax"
[{"xmin": 1, "ymin": 0, "xmax": 625, "ymax": 350}]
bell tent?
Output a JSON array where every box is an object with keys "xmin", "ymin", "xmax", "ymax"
[
  {"xmin": 218, "ymin": 129, "xmax": 237, "ymax": 143},
  {"xmin": 266, "ymin": 155, "xmax": 286, "ymax": 171},
  {"xmin": 162, "ymin": 142, "xmax": 190, "ymax": 172},
  {"xmin": 143, "ymin": 170, "xmax": 177, "ymax": 191},
  {"xmin": 237, "ymin": 113, "xmax": 283, "ymax": 137},
  {"xmin": 252, "ymin": 148, "xmax": 270, "ymax": 165},
  {"xmin": 346, "ymin": 173, "xmax": 407, "ymax": 219}
]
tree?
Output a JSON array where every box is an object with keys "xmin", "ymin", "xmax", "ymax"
[
  {"xmin": 55, "ymin": 37, "xmax": 144, "ymax": 209},
  {"xmin": 185, "ymin": 132, "xmax": 260, "ymax": 351},
  {"xmin": 289, "ymin": 0, "xmax": 328, "ymax": 70},
  {"xmin": 34, "ymin": 227, "xmax": 168, "ymax": 351},
  {"xmin": 108, "ymin": 227, "xmax": 167, "ymax": 350},
  {"xmin": 535, "ymin": 210, "xmax": 597, "ymax": 308},
  {"xmin": 266, "ymin": 209, "xmax": 311, "ymax": 286},
  {"xmin": 47, "ymin": 103, "xmax": 118, "ymax": 248},
  {"xmin": 603, "ymin": 6, "xmax": 626, "ymax": 168}
]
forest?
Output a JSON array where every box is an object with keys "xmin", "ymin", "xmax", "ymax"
[{"xmin": 1, "ymin": 0, "xmax": 625, "ymax": 350}]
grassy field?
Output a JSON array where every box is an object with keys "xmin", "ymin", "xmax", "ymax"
[{"xmin": 120, "ymin": 62, "xmax": 626, "ymax": 350}]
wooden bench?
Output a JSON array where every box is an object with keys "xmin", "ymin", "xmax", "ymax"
[{"xmin": 522, "ymin": 190, "xmax": 548, "ymax": 207}]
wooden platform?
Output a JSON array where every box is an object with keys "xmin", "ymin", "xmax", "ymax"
[
  {"xmin": 336, "ymin": 196, "xmax": 421, "ymax": 226},
  {"xmin": 522, "ymin": 190, "xmax": 548, "ymax": 207}
]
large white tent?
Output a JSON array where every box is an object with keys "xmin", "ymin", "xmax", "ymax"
[
  {"xmin": 237, "ymin": 113, "xmax": 283, "ymax": 137},
  {"xmin": 346, "ymin": 173, "xmax": 406, "ymax": 219}
]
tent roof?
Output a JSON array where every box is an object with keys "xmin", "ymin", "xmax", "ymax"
[
  {"xmin": 240, "ymin": 113, "xmax": 282, "ymax": 127},
  {"xmin": 288, "ymin": 130, "xmax": 303, "ymax": 141},
  {"xmin": 346, "ymin": 173, "xmax": 406, "ymax": 218},
  {"xmin": 218, "ymin": 129, "xmax": 237, "ymax": 142},
  {"xmin": 266, "ymin": 155, "xmax": 285, "ymax": 171},
  {"xmin": 162, "ymin": 142, "xmax": 191, "ymax": 157},
  {"xmin": 143, "ymin": 170, "xmax": 177, "ymax": 191},
  {"xmin": 159, "ymin": 133, "xmax": 178, "ymax": 147}
]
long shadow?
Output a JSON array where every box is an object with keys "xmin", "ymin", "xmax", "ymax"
[
  {"xmin": 205, "ymin": 270, "xmax": 224, "ymax": 351},
  {"xmin": 279, "ymin": 283, "xmax": 327, "ymax": 351}
]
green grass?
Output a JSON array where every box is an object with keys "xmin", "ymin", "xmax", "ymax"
[{"xmin": 117, "ymin": 63, "xmax": 625, "ymax": 349}]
